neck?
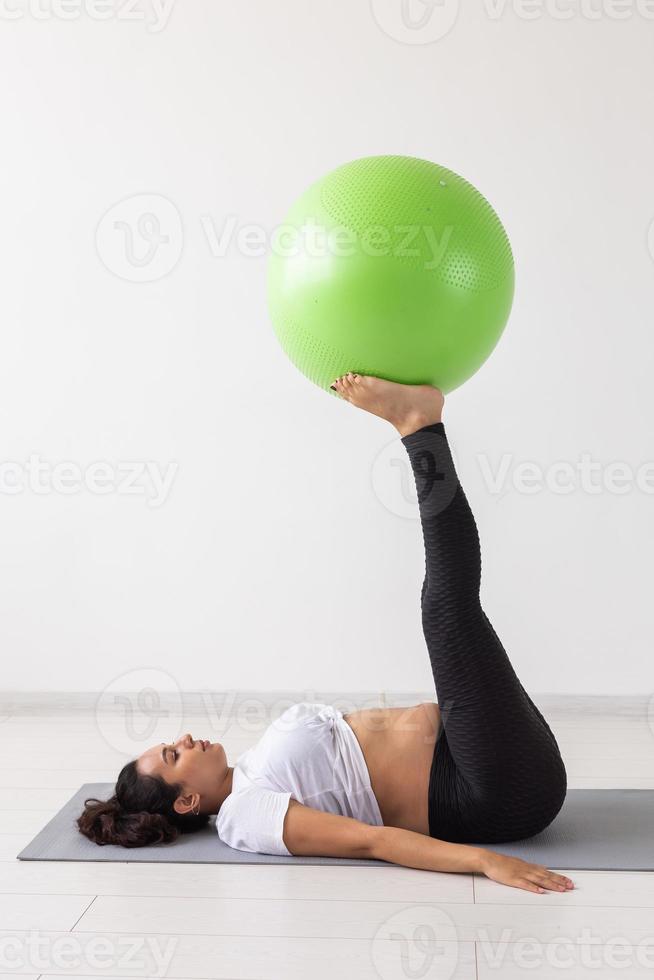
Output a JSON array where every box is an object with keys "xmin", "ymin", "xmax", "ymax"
[{"xmin": 208, "ymin": 766, "xmax": 234, "ymax": 815}]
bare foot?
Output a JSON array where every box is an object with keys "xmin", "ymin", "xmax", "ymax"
[{"xmin": 331, "ymin": 373, "xmax": 444, "ymax": 437}]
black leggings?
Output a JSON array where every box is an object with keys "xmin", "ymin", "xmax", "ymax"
[{"xmin": 401, "ymin": 422, "xmax": 567, "ymax": 844}]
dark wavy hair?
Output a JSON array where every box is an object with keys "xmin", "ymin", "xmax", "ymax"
[{"xmin": 77, "ymin": 759, "xmax": 211, "ymax": 848}]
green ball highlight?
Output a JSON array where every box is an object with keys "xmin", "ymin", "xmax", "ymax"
[{"xmin": 267, "ymin": 155, "xmax": 514, "ymax": 395}]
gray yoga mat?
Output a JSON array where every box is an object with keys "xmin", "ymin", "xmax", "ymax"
[{"xmin": 16, "ymin": 784, "xmax": 654, "ymax": 870}]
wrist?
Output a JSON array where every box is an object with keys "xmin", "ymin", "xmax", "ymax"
[{"xmin": 473, "ymin": 848, "xmax": 493, "ymax": 874}]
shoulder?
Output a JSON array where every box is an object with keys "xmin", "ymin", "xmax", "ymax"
[{"xmin": 216, "ymin": 783, "xmax": 293, "ymax": 856}]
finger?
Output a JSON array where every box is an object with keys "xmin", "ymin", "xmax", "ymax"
[
  {"xmin": 533, "ymin": 873, "xmax": 568, "ymax": 892},
  {"xmin": 517, "ymin": 878, "xmax": 545, "ymax": 894},
  {"xmin": 527, "ymin": 864, "xmax": 569, "ymax": 888},
  {"xmin": 539, "ymin": 869, "xmax": 571, "ymax": 888},
  {"xmin": 514, "ymin": 862, "xmax": 573, "ymax": 894}
]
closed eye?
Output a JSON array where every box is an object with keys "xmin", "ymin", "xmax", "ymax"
[{"xmin": 161, "ymin": 745, "xmax": 178, "ymax": 765}]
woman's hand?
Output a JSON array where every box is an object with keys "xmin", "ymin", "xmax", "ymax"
[{"xmin": 480, "ymin": 851, "xmax": 574, "ymax": 893}]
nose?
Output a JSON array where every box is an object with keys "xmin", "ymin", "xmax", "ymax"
[{"xmin": 175, "ymin": 733, "xmax": 194, "ymax": 749}]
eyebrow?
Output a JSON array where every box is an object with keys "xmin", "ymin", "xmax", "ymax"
[{"xmin": 160, "ymin": 745, "xmax": 167, "ymax": 765}]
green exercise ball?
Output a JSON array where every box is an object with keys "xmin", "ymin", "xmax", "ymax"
[{"xmin": 267, "ymin": 155, "xmax": 514, "ymax": 395}]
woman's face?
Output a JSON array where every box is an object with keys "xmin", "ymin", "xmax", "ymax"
[{"xmin": 137, "ymin": 733, "xmax": 228, "ymax": 813}]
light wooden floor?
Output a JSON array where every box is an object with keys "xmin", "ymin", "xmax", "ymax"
[{"xmin": 1, "ymin": 695, "xmax": 653, "ymax": 979}]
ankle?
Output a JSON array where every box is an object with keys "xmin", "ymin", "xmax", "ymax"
[{"xmin": 393, "ymin": 409, "xmax": 442, "ymax": 438}]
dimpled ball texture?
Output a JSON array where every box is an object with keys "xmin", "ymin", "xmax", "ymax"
[{"xmin": 267, "ymin": 155, "xmax": 515, "ymax": 394}]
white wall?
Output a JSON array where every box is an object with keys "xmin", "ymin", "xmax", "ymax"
[{"xmin": 0, "ymin": 0, "xmax": 652, "ymax": 695}]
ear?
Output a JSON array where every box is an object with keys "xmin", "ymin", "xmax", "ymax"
[{"xmin": 173, "ymin": 793, "xmax": 198, "ymax": 816}]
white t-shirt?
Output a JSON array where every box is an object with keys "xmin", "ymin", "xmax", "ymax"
[{"xmin": 215, "ymin": 702, "xmax": 383, "ymax": 855}]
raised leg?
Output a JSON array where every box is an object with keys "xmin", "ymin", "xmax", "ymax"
[
  {"xmin": 402, "ymin": 421, "xmax": 566, "ymax": 842},
  {"xmin": 332, "ymin": 372, "xmax": 566, "ymax": 844}
]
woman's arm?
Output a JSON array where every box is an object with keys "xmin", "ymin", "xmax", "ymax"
[{"xmin": 282, "ymin": 800, "xmax": 574, "ymax": 894}]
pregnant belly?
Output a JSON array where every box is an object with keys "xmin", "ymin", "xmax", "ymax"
[{"xmin": 344, "ymin": 702, "xmax": 441, "ymax": 835}]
